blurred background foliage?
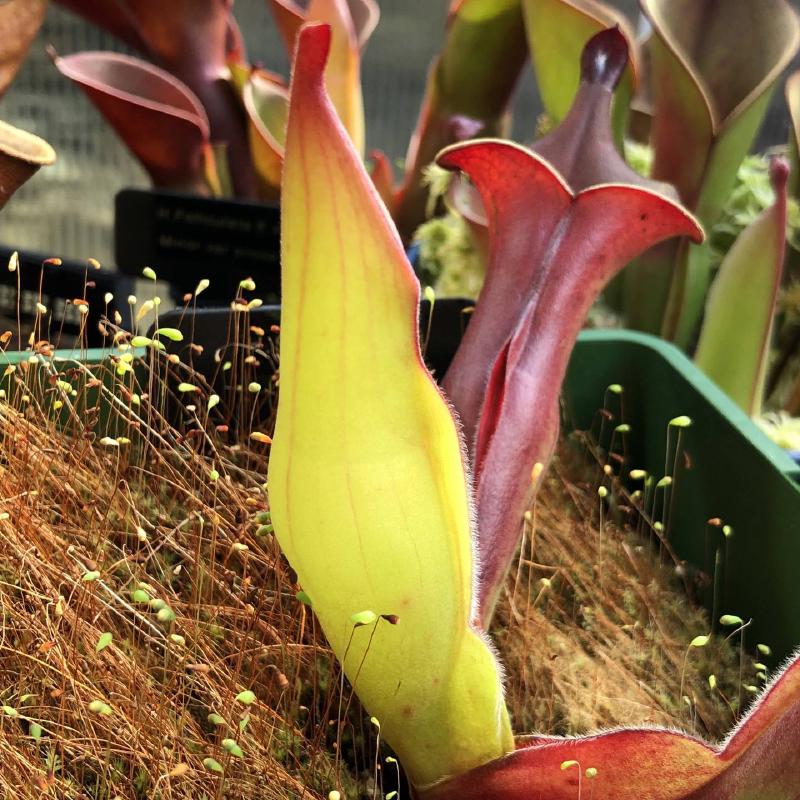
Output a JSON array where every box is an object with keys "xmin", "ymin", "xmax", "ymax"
[{"xmin": 0, "ymin": 0, "xmax": 796, "ymax": 263}]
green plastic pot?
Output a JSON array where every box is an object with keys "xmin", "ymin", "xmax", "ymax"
[
  {"xmin": 565, "ymin": 330, "xmax": 800, "ymax": 663},
  {"xmin": 0, "ymin": 347, "xmax": 144, "ymax": 440}
]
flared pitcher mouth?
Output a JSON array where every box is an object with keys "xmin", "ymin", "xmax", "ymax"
[{"xmin": 0, "ymin": 120, "xmax": 55, "ymax": 166}]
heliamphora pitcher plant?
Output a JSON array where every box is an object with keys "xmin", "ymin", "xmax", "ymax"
[{"xmin": 268, "ymin": 21, "xmax": 800, "ymax": 800}]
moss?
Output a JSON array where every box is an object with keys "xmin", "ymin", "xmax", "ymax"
[
  {"xmin": 755, "ymin": 411, "xmax": 800, "ymax": 451},
  {"xmin": 413, "ymin": 212, "xmax": 486, "ymax": 299},
  {"xmin": 495, "ymin": 436, "xmax": 760, "ymax": 742}
]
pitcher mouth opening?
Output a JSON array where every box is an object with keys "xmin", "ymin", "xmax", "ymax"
[{"xmin": 0, "ymin": 120, "xmax": 56, "ymax": 166}]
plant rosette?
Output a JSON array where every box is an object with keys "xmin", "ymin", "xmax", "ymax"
[{"xmin": 267, "ymin": 20, "xmax": 800, "ymax": 800}]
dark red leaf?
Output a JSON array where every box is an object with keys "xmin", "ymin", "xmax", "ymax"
[
  {"xmin": 421, "ymin": 652, "xmax": 800, "ymax": 800},
  {"xmin": 438, "ymin": 30, "xmax": 702, "ymax": 625}
]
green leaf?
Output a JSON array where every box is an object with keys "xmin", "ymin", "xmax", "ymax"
[
  {"xmin": 268, "ymin": 0, "xmax": 377, "ymax": 156},
  {"xmin": 95, "ymin": 632, "xmax": 113, "ymax": 653},
  {"xmin": 639, "ymin": 0, "xmax": 800, "ymax": 345},
  {"xmin": 207, "ymin": 713, "xmax": 226, "ymax": 726},
  {"xmin": 522, "ymin": 0, "xmax": 636, "ymax": 145},
  {"xmin": 644, "ymin": 0, "xmax": 798, "ymax": 225},
  {"xmin": 787, "ymin": 72, "xmax": 800, "ymax": 197},
  {"xmin": 243, "ymin": 70, "xmax": 288, "ymax": 202},
  {"xmin": 695, "ymin": 159, "xmax": 789, "ymax": 416},
  {"xmin": 393, "ymin": 0, "xmax": 528, "ymax": 238}
]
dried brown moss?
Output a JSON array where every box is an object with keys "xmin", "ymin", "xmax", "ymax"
[
  {"xmin": 495, "ymin": 438, "xmax": 760, "ymax": 742},
  {"xmin": 0, "ymin": 352, "xmax": 369, "ymax": 800},
  {"xmin": 0, "ymin": 311, "xmax": 764, "ymax": 799}
]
